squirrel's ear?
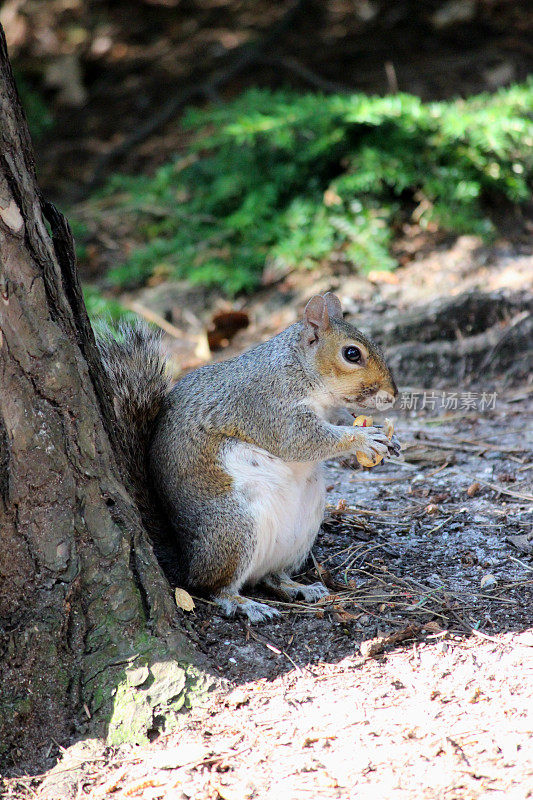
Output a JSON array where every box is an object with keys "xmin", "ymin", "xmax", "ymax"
[
  {"xmin": 303, "ymin": 295, "xmax": 330, "ymax": 345},
  {"xmin": 324, "ymin": 292, "xmax": 343, "ymax": 320}
]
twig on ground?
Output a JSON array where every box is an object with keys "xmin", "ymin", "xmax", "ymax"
[
  {"xmin": 310, "ymin": 550, "xmax": 328, "ymax": 586},
  {"xmin": 470, "ymin": 628, "xmax": 504, "ymax": 645},
  {"xmin": 124, "ymin": 301, "xmax": 187, "ymax": 339},
  {"xmin": 243, "ymin": 624, "xmax": 312, "ymax": 675},
  {"xmin": 460, "ymin": 475, "xmax": 533, "ymax": 502},
  {"xmin": 449, "ymin": 437, "xmax": 528, "ymax": 455},
  {"xmin": 507, "ymin": 555, "xmax": 533, "ymax": 573}
]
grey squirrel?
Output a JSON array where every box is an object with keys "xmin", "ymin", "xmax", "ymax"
[{"xmin": 97, "ymin": 292, "xmax": 399, "ymax": 622}]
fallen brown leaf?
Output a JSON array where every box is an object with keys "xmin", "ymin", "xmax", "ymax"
[
  {"xmin": 360, "ymin": 624, "xmax": 421, "ymax": 658},
  {"xmin": 175, "ymin": 587, "xmax": 195, "ymax": 611}
]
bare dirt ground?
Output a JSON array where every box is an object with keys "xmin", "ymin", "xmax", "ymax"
[
  {"xmin": 5, "ymin": 395, "xmax": 532, "ymax": 800},
  {"xmin": 3, "ymin": 244, "xmax": 532, "ymax": 800}
]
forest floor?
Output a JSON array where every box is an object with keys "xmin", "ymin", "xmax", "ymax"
[
  {"xmin": 4, "ymin": 388, "xmax": 532, "ymax": 800},
  {"xmin": 3, "ymin": 242, "xmax": 532, "ymax": 800}
]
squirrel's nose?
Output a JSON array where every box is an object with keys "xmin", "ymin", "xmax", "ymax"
[{"xmin": 384, "ymin": 376, "xmax": 398, "ymax": 399}]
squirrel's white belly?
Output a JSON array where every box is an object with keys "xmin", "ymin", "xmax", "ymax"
[{"xmin": 223, "ymin": 441, "xmax": 326, "ymax": 586}]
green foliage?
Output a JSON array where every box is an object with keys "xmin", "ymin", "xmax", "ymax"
[
  {"xmin": 98, "ymin": 82, "xmax": 532, "ymax": 294},
  {"xmin": 83, "ymin": 286, "xmax": 136, "ymax": 323},
  {"xmin": 14, "ymin": 73, "xmax": 54, "ymax": 140},
  {"xmin": 69, "ymin": 217, "xmax": 91, "ymax": 263}
]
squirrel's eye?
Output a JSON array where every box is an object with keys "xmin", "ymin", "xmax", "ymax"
[{"xmin": 342, "ymin": 345, "xmax": 362, "ymax": 364}]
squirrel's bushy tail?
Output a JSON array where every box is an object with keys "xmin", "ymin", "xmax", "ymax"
[{"xmin": 95, "ymin": 321, "xmax": 173, "ymax": 550}]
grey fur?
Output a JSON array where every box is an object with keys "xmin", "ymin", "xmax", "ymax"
[
  {"xmin": 95, "ymin": 321, "xmax": 179, "ymax": 575},
  {"xmin": 97, "ymin": 308, "xmax": 398, "ymax": 608},
  {"xmin": 149, "ymin": 319, "xmax": 395, "ymax": 593}
]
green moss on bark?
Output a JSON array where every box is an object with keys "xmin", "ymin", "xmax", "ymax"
[{"xmin": 105, "ymin": 653, "xmax": 211, "ymax": 746}]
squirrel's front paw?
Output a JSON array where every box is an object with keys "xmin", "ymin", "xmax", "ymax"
[
  {"xmin": 352, "ymin": 426, "xmax": 390, "ymax": 460},
  {"xmin": 388, "ymin": 433, "xmax": 402, "ymax": 458}
]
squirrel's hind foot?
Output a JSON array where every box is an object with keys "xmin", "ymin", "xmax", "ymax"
[
  {"xmin": 214, "ymin": 591, "xmax": 280, "ymax": 623},
  {"xmin": 263, "ymin": 573, "xmax": 329, "ymax": 603},
  {"xmin": 293, "ymin": 581, "xmax": 329, "ymax": 602}
]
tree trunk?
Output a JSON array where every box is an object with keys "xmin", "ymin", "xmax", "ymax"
[{"xmin": 0, "ymin": 26, "xmax": 210, "ymax": 773}]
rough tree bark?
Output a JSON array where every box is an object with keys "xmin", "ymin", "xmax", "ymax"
[{"xmin": 0, "ymin": 26, "xmax": 210, "ymax": 773}]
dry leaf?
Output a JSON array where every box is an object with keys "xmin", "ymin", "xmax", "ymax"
[
  {"xmin": 480, "ymin": 573, "xmax": 497, "ymax": 590},
  {"xmin": 423, "ymin": 621, "xmax": 445, "ymax": 634},
  {"xmin": 467, "ymin": 481, "xmax": 480, "ymax": 497},
  {"xmin": 333, "ymin": 610, "xmax": 360, "ymax": 622},
  {"xmin": 207, "ymin": 309, "xmax": 249, "ymax": 351},
  {"xmin": 124, "ymin": 778, "xmax": 164, "ymax": 796},
  {"xmin": 360, "ymin": 637, "xmax": 386, "ymax": 658},
  {"xmin": 175, "ymin": 587, "xmax": 195, "ymax": 611},
  {"xmin": 361, "ymin": 624, "xmax": 421, "ymax": 658},
  {"xmin": 469, "ymin": 687, "xmax": 483, "ymax": 704}
]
